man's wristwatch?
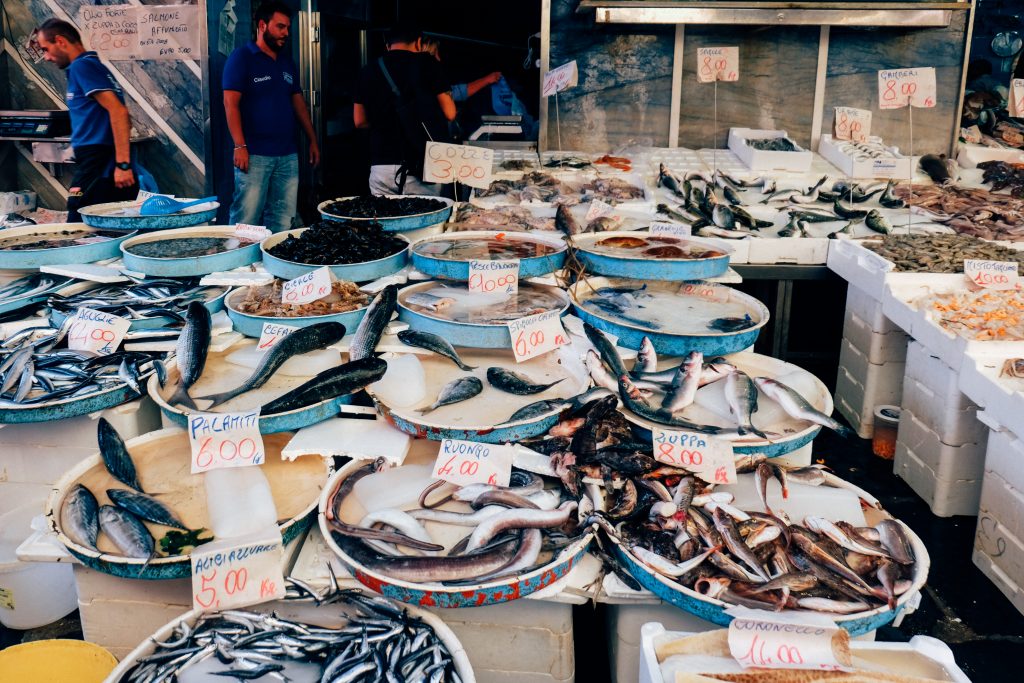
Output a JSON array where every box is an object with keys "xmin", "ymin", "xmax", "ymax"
[{"xmin": 115, "ymin": 162, "xmax": 132, "ymax": 171}]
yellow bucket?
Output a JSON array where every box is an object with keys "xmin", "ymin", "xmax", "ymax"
[{"xmin": 0, "ymin": 639, "xmax": 117, "ymax": 683}]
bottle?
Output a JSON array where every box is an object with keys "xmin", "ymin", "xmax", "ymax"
[{"xmin": 204, "ymin": 466, "xmax": 278, "ymax": 539}]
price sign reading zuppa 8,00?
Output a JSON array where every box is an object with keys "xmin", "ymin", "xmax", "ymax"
[
  {"xmin": 652, "ymin": 427, "xmax": 736, "ymax": 484},
  {"xmin": 433, "ymin": 439, "xmax": 513, "ymax": 487},
  {"xmin": 188, "ymin": 410, "xmax": 265, "ymax": 474},
  {"xmin": 423, "ymin": 142, "xmax": 494, "ymax": 190},
  {"xmin": 507, "ymin": 309, "xmax": 569, "ymax": 362}
]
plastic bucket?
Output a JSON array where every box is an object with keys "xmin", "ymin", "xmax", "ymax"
[
  {"xmin": 0, "ymin": 495, "xmax": 77, "ymax": 629},
  {"xmin": 0, "ymin": 639, "xmax": 116, "ymax": 683},
  {"xmin": 873, "ymin": 404, "xmax": 902, "ymax": 460}
]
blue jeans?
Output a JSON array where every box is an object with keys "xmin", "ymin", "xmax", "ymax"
[{"xmin": 230, "ymin": 153, "xmax": 298, "ymax": 232}]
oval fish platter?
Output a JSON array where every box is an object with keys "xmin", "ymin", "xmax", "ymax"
[
  {"xmin": 397, "ymin": 280, "xmax": 570, "ymax": 349},
  {"xmin": 317, "ymin": 195, "xmax": 454, "ymax": 232},
  {"xmin": 569, "ymin": 276, "xmax": 769, "ymax": 356},
  {"xmin": 0, "ymin": 223, "xmax": 135, "ymax": 270},
  {"xmin": 105, "ymin": 595, "xmax": 476, "ymax": 683},
  {"xmin": 149, "ymin": 342, "xmax": 355, "ymax": 435},
  {"xmin": 410, "ymin": 231, "xmax": 567, "ymax": 280},
  {"xmin": 572, "ymin": 231, "xmax": 732, "ymax": 281},
  {"xmin": 371, "ymin": 345, "xmax": 588, "ymax": 443},
  {"xmin": 0, "ymin": 382, "xmax": 146, "ymax": 425},
  {"xmin": 621, "ymin": 351, "xmax": 828, "ymax": 458},
  {"xmin": 319, "ymin": 452, "xmax": 594, "ymax": 608},
  {"xmin": 0, "ymin": 274, "xmax": 74, "ymax": 316},
  {"xmin": 260, "ymin": 228, "xmax": 409, "ymax": 282},
  {"xmin": 120, "ymin": 226, "xmax": 262, "ymax": 277},
  {"xmin": 48, "ymin": 285, "xmax": 228, "ymax": 332},
  {"xmin": 607, "ymin": 472, "xmax": 930, "ymax": 637},
  {"xmin": 79, "ymin": 199, "xmax": 219, "ymax": 231},
  {"xmin": 45, "ymin": 428, "xmax": 329, "ymax": 580},
  {"xmin": 224, "ymin": 286, "xmax": 369, "ymax": 339}
]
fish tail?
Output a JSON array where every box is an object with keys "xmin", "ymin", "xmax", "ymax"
[
  {"xmin": 835, "ymin": 423, "xmax": 857, "ymax": 439},
  {"xmin": 751, "ymin": 427, "xmax": 769, "ymax": 441},
  {"xmin": 194, "ymin": 390, "xmax": 235, "ymax": 408},
  {"xmin": 169, "ymin": 384, "xmax": 198, "ymax": 410},
  {"xmin": 456, "ymin": 361, "xmax": 478, "ymax": 371},
  {"xmin": 138, "ymin": 552, "xmax": 155, "ymax": 578}
]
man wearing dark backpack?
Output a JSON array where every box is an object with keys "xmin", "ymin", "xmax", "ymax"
[{"xmin": 353, "ymin": 25, "xmax": 456, "ymax": 195}]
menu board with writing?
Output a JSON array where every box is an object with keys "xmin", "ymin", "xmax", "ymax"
[
  {"xmin": 78, "ymin": 5, "xmax": 199, "ymax": 61},
  {"xmin": 79, "ymin": 5, "xmax": 139, "ymax": 60}
]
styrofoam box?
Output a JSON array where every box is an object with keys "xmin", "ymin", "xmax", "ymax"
[
  {"xmin": 978, "ymin": 463, "xmax": 1024, "ymax": 543},
  {"xmin": 880, "ymin": 272, "xmax": 963, "ymax": 337},
  {"xmin": 957, "ymin": 142, "xmax": 1024, "ymax": 168},
  {"xmin": 827, "ymin": 240, "xmax": 894, "ymax": 303},
  {"xmin": 0, "ymin": 397, "xmax": 160, "ymax": 487},
  {"xmin": 846, "ymin": 282, "xmax": 901, "ymax": 333},
  {"xmin": 894, "ymin": 442, "xmax": 982, "ymax": 517},
  {"xmin": 835, "ymin": 373, "xmax": 873, "ymax": 438},
  {"xmin": 975, "ymin": 474, "xmax": 1024, "ymax": 619},
  {"xmin": 844, "ymin": 307, "xmax": 909, "ymax": 365},
  {"xmin": 838, "ymin": 338, "xmax": 905, "ymax": 409},
  {"xmin": 960, "ymin": 354, "xmax": 1024, "ymax": 437},
  {"xmin": 835, "ymin": 360, "xmax": 904, "ymax": 439},
  {"xmin": 818, "ymin": 134, "xmax": 911, "ymax": 179},
  {"xmin": 982, "ymin": 423, "xmax": 1024, "ymax": 494},
  {"xmin": 746, "ymin": 237, "xmax": 829, "ymax": 265},
  {"xmin": 697, "ymin": 149, "xmax": 749, "ymax": 177},
  {"xmin": 973, "ymin": 544, "xmax": 1024, "ymax": 618},
  {"xmin": 902, "ymin": 376, "xmax": 987, "ymax": 447},
  {"xmin": 609, "ymin": 603, "xmax": 719, "ymax": 683},
  {"xmin": 727, "ymin": 128, "xmax": 813, "ymax": 172},
  {"xmin": 896, "ymin": 407, "xmax": 987, "ymax": 481},
  {"xmin": 894, "ymin": 410, "xmax": 984, "ymax": 517}
]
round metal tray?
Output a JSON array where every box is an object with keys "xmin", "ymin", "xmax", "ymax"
[
  {"xmin": 120, "ymin": 226, "xmax": 262, "ymax": 277},
  {"xmin": 224, "ymin": 286, "xmax": 369, "ymax": 339},
  {"xmin": 48, "ymin": 285, "xmax": 227, "ymax": 332},
  {"xmin": 0, "ymin": 223, "xmax": 135, "ymax": 269},
  {"xmin": 260, "ymin": 228, "xmax": 409, "ymax": 282},
  {"xmin": 79, "ymin": 199, "xmax": 219, "ymax": 231},
  {"xmin": 410, "ymin": 231, "xmax": 566, "ymax": 280},
  {"xmin": 572, "ymin": 231, "xmax": 731, "ymax": 281},
  {"xmin": 317, "ymin": 195, "xmax": 454, "ymax": 231}
]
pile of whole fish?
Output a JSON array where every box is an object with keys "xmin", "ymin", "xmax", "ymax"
[
  {"xmin": 117, "ymin": 591, "xmax": 463, "ymax": 683},
  {"xmin": 450, "ymin": 204, "xmax": 555, "ymax": 232},
  {"xmin": 0, "ymin": 273, "xmax": 71, "ymax": 307},
  {"xmin": 47, "ymin": 277, "xmax": 225, "ymax": 322},
  {"xmin": 916, "ymin": 289, "xmax": 1024, "ymax": 341},
  {"xmin": 579, "ymin": 176, "xmax": 646, "ymax": 203},
  {"xmin": 896, "ymin": 183, "xmax": 1024, "ymax": 241},
  {"xmin": 861, "ymin": 233, "xmax": 1024, "ymax": 273},
  {"xmin": 745, "ymin": 137, "xmax": 800, "ymax": 152},
  {"xmin": 830, "ymin": 138, "xmax": 902, "ymax": 161},
  {"xmin": 0, "ymin": 321, "xmax": 163, "ymax": 406},
  {"xmin": 478, "ymin": 171, "xmax": 567, "ymax": 204},
  {"xmin": 327, "ymin": 460, "xmax": 581, "ymax": 585}
]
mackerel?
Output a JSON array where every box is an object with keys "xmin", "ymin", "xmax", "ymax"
[
  {"xmin": 61, "ymin": 484, "xmax": 99, "ymax": 550},
  {"xmin": 98, "ymin": 417, "xmax": 144, "ymax": 492},
  {"xmin": 98, "ymin": 505, "xmax": 154, "ymax": 559},
  {"xmin": 108, "ymin": 488, "xmax": 187, "ymax": 530},
  {"xmin": 397, "ymin": 329, "xmax": 475, "ymax": 371},
  {"xmin": 168, "ymin": 301, "xmax": 211, "ymax": 409},
  {"xmin": 349, "ymin": 285, "xmax": 397, "ymax": 361}
]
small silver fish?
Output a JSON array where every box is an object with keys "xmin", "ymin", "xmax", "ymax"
[
  {"xmin": 421, "ymin": 376, "xmax": 483, "ymax": 413},
  {"xmin": 98, "ymin": 505, "xmax": 154, "ymax": 559}
]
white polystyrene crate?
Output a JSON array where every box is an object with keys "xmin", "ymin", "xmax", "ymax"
[
  {"xmin": 896, "ymin": 407, "xmax": 987, "ymax": 481},
  {"xmin": 609, "ymin": 604, "xmax": 719, "ymax": 683},
  {"xmin": 838, "ymin": 339, "xmax": 905, "ymax": 406},
  {"xmin": 880, "ymin": 272, "xmax": 963, "ymax": 337},
  {"xmin": 973, "ymin": 546, "xmax": 1024, "ymax": 618},
  {"xmin": 957, "ymin": 142, "xmax": 1024, "ymax": 168},
  {"xmin": 960, "ymin": 355, "xmax": 1024, "ymax": 437},
  {"xmin": 827, "ymin": 239, "xmax": 893, "ymax": 303},
  {"xmin": 845, "ymin": 282, "xmax": 898, "ymax": 332},
  {"xmin": 976, "ymin": 477, "xmax": 1024, "ymax": 612},
  {"xmin": 982, "ymin": 424, "xmax": 1024, "ymax": 494},
  {"xmin": 978, "ymin": 466, "xmax": 1024, "ymax": 543},
  {"xmin": 818, "ymin": 134, "xmax": 912, "ymax": 179},
  {"xmin": 894, "ymin": 441, "xmax": 982, "ymax": 517},
  {"xmin": 746, "ymin": 237, "xmax": 829, "ymax": 265},
  {"xmin": 902, "ymin": 376, "xmax": 987, "ymax": 447},
  {"xmin": 835, "ymin": 366, "xmax": 873, "ymax": 438},
  {"xmin": 648, "ymin": 147, "xmax": 708, "ymax": 176},
  {"xmin": 727, "ymin": 129, "xmax": 813, "ymax": 172},
  {"xmin": 843, "ymin": 308, "xmax": 909, "ymax": 365}
]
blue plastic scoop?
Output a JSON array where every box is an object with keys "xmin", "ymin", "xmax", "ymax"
[{"xmin": 139, "ymin": 195, "xmax": 217, "ymax": 216}]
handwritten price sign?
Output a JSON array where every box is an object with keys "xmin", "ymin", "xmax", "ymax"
[
  {"xmin": 652, "ymin": 427, "xmax": 737, "ymax": 484},
  {"xmin": 965, "ymin": 259, "xmax": 1019, "ymax": 291},
  {"xmin": 423, "ymin": 142, "xmax": 494, "ymax": 190},
  {"xmin": 233, "ymin": 223, "xmax": 272, "ymax": 242},
  {"xmin": 878, "ymin": 67, "xmax": 936, "ymax": 109},
  {"xmin": 697, "ymin": 47, "xmax": 739, "ymax": 83},
  {"xmin": 282, "ymin": 266, "xmax": 332, "ymax": 305},
  {"xmin": 191, "ymin": 533, "xmax": 286, "ymax": 612},
  {"xmin": 1010, "ymin": 79, "xmax": 1024, "ymax": 118},
  {"xmin": 257, "ymin": 322, "xmax": 297, "ymax": 350},
  {"xmin": 649, "ymin": 222, "xmax": 692, "ymax": 238},
  {"xmin": 469, "ymin": 260, "xmax": 519, "ymax": 295},
  {"xmin": 188, "ymin": 410, "xmax": 265, "ymax": 474},
  {"xmin": 728, "ymin": 613, "xmax": 852, "ymax": 671},
  {"xmin": 679, "ymin": 281, "xmax": 731, "ymax": 303},
  {"xmin": 67, "ymin": 308, "xmax": 131, "ymax": 355},
  {"xmin": 585, "ymin": 199, "xmax": 616, "ymax": 222},
  {"xmin": 434, "ymin": 439, "xmax": 513, "ymax": 487},
  {"xmin": 507, "ymin": 309, "xmax": 569, "ymax": 363},
  {"xmin": 542, "ymin": 60, "xmax": 578, "ymax": 97},
  {"xmin": 834, "ymin": 107, "xmax": 871, "ymax": 142}
]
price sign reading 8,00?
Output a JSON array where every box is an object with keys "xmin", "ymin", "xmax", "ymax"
[
  {"xmin": 423, "ymin": 142, "xmax": 494, "ymax": 190},
  {"xmin": 652, "ymin": 427, "xmax": 736, "ymax": 484}
]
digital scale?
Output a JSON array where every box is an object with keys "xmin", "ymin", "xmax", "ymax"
[{"xmin": 0, "ymin": 110, "xmax": 71, "ymax": 139}]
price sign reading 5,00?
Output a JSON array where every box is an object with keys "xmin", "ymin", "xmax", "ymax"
[
  {"xmin": 507, "ymin": 309, "xmax": 569, "ymax": 362},
  {"xmin": 433, "ymin": 438, "xmax": 513, "ymax": 487},
  {"xmin": 188, "ymin": 410, "xmax": 265, "ymax": 474},
  {"xmin": 423, "ymin": 142, "xmax": 494, "ymax": 190},
  {"xmin": 191, "ymin": 535, "xmax": 286, "ymax": 612},
  {"xmin": 652, "ymin": 427, "xmax": 736, "ymax": 484}
]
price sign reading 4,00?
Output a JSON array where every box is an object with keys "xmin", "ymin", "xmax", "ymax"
[
  {"xmin": 652, "ymin": 427, "xmax": 736, "ymax": 484},
  {"xmin": 67, "ymin": 307, "xmax": 131, "ymax": 355},
  {"xmin": 965, "ymin": 259, "xmax": 1019, "ymax": 291},
  {"xmin": 433, "ymin": 439, "xmax": 513, "ymax": 487},
  {"xmin": 188, "ymin": 410, "xmax": 265, "ymax": 474},
  {"xmin": 282, "ymin": 266, "xmax": 332, "ymax": 306},
  {"xmin": 191, "ymin": 535, "xmax": 286, "ymax": 612},
  {"xmin": 423, "ymin": 142, "xmax": 494, "ymax": 190},
  {"xmin": 507, "ymin": 309, "xmax": 569, "ymax": 362},
  {"xmin": 878, "ymin": 67, "xmax": 936, "ymax": 109}
]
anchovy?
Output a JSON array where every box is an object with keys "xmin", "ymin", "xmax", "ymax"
[
  {"xmin": 397, "ymin": 329, "xmax": 475, "ymax": 371},
  {"xmin": 752, "ymin": 376, "xmax": 855, "ymax": 438},
  {"xmin": 97, "ymin": 417, "xmax": 144, "ymax": 492},
  {"xmin": 199, "ymin": 321, "xmax": 347, "ymax": 407},
  {"xmin": 486, "ymin": 367, "xmax": 563, "ymax": 395},
  {"xmin": 61, "ymin": 484, "xmax": 99, "ymax": 550},
  {"xmin": 724, "ymin": 371, "xmax": 767, "ymax": 439},
  {"xmin": 98, "ymin": 505, "xmax": 154, "ymax": 559},
  {"xmin": 107, "ymin": 489, "xmax": 188, "ymax": 530},
  {"xmin": 261, "ymin": 357, "xmax": 387, "ymax": 414},
  {"xmin": 349, "ymin": 284, "xmax": 398, "ymax": 361},
  {"xmin": 168, "ymin": 301, "xmax": 211, "ymax": 410},
  {"xmin": 421, "ymin": 376, "xmax": 482, "ymax": 413}
]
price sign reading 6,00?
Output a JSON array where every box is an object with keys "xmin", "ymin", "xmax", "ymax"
[
  {"xmin": 652, "ymin": 427, "xmax": 737, "ymax": 484},
  {"xmin": 422, "ymin": 142, "xmax": 494, "ymax": 190},
  {"xmin": 191, "ymin": 534, "xmax": 286, "ymax": 612},
  {"xmin": 188, "ymin": 410, "xmax": 265, "ymax": 474},
  {"xmin": 433, "ymin": 438, "xmax": 513, "ymax": 487},
  {"xmin": 507, "ymin": 309, "xmax": 569, "ymax": 363}
]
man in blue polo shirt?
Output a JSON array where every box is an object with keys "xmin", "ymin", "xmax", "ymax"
[
  {"xmin": 223, "ymin": 1, "xmax": 319, "ymax": 232},
  {"xmin": 35, "ymin": 19, "xmax": 138, "ymax": 221}
]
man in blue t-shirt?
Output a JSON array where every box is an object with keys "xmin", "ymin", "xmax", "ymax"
[
  {"xmin": 223, "ymin": 1, "xmax": 319, "ymax": 232},
  {"xmin": 35, "ymin": 19, "xmax": 138, "ymax": 221}
]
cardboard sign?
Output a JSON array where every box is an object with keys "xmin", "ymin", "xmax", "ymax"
[
  {"xmin": 728, "ymin": 609, "xmax": 852, "ymax": 671},
  {"xmin": 233, "ymin": 223, "xmax": 272, "ymax": 242},
  {"xmin": 878, "ymin": 68, "xmax": 936, "ymax": 109},
  {"xmin": 833, "ymin": 107, "xmax": 871, "ymax": 142},
  {"xmin": 697, "ymin": 47, "xmax": 739, "ymax": 83},
  {"xmin": 423, "ymin": 142, "xmax": 494, "ymax": 190},
  {"xmin": 585, "ymin": 199, "xmax": 616, "ymax": 222},
  {"xmin": 507, "ymin": 309, "xmax": 569, "ymax": 362},
  {"xmin": 1010, "ymin": 79, "xmax": 1024, "ymax": 119},
  {"xmin": 191, "ymin": 532, "xmax": 286, "ymax": 612},
  {"xmin": 965, "ymin": 259, "xmax": 1019, "ymax": 290},
  {"xmin": 678, "ymin": 281, "xmax": 731, "ymax": 303},
  {"xmin": 652, "ymin": 427, "xmax": 737, "ymax": 484},
  {"xmin": 433, "ymin": 439, "xmax": 513, "ymax": 487},
  {"xmin": 79, "ymin": 5, "xmax": 139, "ymax": 60},
  {"xmin": 543, "ymin": 60, "xmax": 578, "ymax": 96},
  {"xmin": 188, "ymin": 410, "xmax": 265, "ymax": 474},
  {"xmin": 257, "ymin": 322, "xmax": 298, "ymax": 350},
  {"xmin": 67, "ymin": 308, "xmax": 131, "ymax": 355},
  {"xmin": 468, "ymin": 260, "xmax": 519, "ymax": 295},
  {"xmin": 649, "ymin": 222, "xmax": 692, "ymax": 238},
  {"xmin": 282, "ymin": 266, "xmax": 332, "ymax": 305},
  {"xmin": 137, "ymin": 4, "xmax": 200, "ymax": 60}
]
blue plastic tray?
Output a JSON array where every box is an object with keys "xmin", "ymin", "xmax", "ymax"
[
  {"xmin": 317, "ymin": 195, "xmax": 454, "ymax": 232},
  {"xmin": 0, "ymin": 224, "xmax": 135, "ymax": 269},
  {"xmin": 261, "ymin": 228, "xmax": 409, "ymax": 282},
  {"xmin": 224, "ymin": 286, "xmax": 369, "ymax": 339},
  {"xmin": 410, "ymin": 231, "xmax": 567, "ymax": 281},
  {"xmin": 572, "ymin": 231, "xmax": 731, "ymax": 281},
  {"xmin": 120, "ymin": 226, "xmax": 262, "ymax": 277},
  {"xmin": 79, "ymin": 199, "xmax": 219, "ymax": 231},
  {"xmin": 48, "ymin": 286, "xmax": 227, "ymax": 332}
]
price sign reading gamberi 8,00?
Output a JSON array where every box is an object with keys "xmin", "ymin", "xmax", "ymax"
[
  {"xmin": 877, "ymin": 67, "xmax": 936, "ymax": 109},
  {"xmin": 191, "ymin": 533, "xmax": 286, "ymax": 612},
  {"xmin": 68, "ymin": 307, "xmax": 131, "ymax": 355},
  {"xmin": 423, "ymin": 142, "xmax": 494, "ymax": 190},
  {"xmin": 652, "ymin": 426, "xmax": 737, "ymax": 484},
  {"xmin": 507, "ymin": 309, "xmax": 569, "ymax": 362},
  {"xmin": 433, "ymin": 438, "xmax": 513, "ymax": 487},
  {"xmin": 188, "ymin": 410, "xmax": 265, "ymax": 474},
  {"xmin": 697, "ymin": 46, "xmax": 739, "ymax": 83}
]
